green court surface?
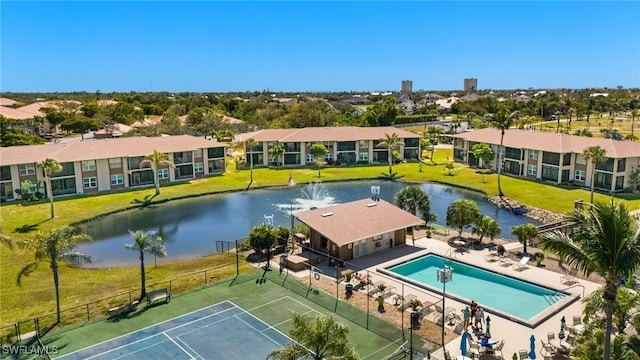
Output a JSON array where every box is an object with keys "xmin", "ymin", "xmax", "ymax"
[{"xmin": 37, "ymin": 269, "xmax": 421, "ymax": 359}]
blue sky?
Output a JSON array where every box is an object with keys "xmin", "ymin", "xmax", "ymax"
[{"xmin": 2, "ymin": 1, "xmax": 639, "ymax": 92}]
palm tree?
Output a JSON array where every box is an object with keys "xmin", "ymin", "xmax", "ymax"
[
  {"xmin": 583, "ymin": 145, "xmax": 607, "ymax": 204},
  {"xmin": 472, "ymin": 215, "xmax": 502, "ymax": 244},
  {"xmin": 245, "ymin": 138, "xmax": 257, "ymax": 190},
  {"xmin": 540, "ymin": 201, "xmax": 640, "ymax": 360},
  {"xmin": 510, "ymin": 223, "xmax": 538, "ymax": 255},
  {"xmin": 140, "ymin": 149, "xmax": 175, "ymax": 196},
  {"xmin": 395, "ymin": 185, "xmax": 435, "ymax": 223},
  {"xmin": 148, "ymin": 236, "xmax": 167, "ymax": 267},
  {"xmin": 309, "ymin": 143, "xmax": 329, "ymax": 177},
  {"xmin": 630, "ymin": 109, "xmax": 637, "ymax": 138},
  {"xmin": 38, "ymin": 158, "xmax": 63, "ymax": 218},
  {"xmin": 582, "ymin": 286, "xmax": 639, "ymax": 332},
  {"xmin": 377, "ymin": 133, "xmax": 404, "ymax": 177},
  {"xmin": 269, "ymin": 145, "xmax": 285, "ymax": 167},
  {"xmin": 17, "ymin": 226, "xmax": 91, "ymax": 323},
  {"xmin": 425, "ymin": 125, "xmax": 444, "ymax": 164},
  {"xmin": 126, "ymin": 230, "xmax": 163, "ymax": 301},
  {"xmin": 267, "ymin": 313, "xmax": 360, "ymax": 360},
  {"xmin": 487, "ymin": 109, "xmax": 520, "ymax": 196}
]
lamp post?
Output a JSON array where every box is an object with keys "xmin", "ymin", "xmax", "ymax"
[
  {"xmin": 437, "ymin": 265, "xmax": 453, "ymax": 352},
  {"xmin": 264, "ymin": 214, "xmax": 273, "ymax": 270}
]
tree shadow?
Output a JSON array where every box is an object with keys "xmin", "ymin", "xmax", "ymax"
[
  {"xmin": 130, "ymin": 194, "xmax": 159, "ymax": 207},
  {"xmin": 14, "ymin": 218, "xmax": 51, "ymax": 234}
]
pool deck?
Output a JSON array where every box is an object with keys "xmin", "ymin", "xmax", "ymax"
[{"xmin": 296, "ymin": 236, "xmax": 600, "ymax": 359}]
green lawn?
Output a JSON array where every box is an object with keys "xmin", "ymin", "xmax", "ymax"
[{"xmin": 1, "ymin": 148, "xmax": 638, "ymax": 330}]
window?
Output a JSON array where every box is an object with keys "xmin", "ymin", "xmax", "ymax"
[
  {"xmin": 595, "ymin": 158, "xmax": 614, "ymax": 172},
  {"xmin": 110, "ymin": 174, "xmax": 124, "ymax": 185},
  {"xmin": 194, "ymin": 163, "xmax": 204, "ymax": 173},
  {"xmin": 83, "ymin": 177, "xmax": 97, "ymax": 189},
  {"xmin": 19, "ymin": 164, "xmax": 36, "ymax": 176},
  {"xmin": 542, "ymin": 152, "xmax": 560, "ymax": 166},
  {"xmin": 325, "ymin": 153, "xmax": 334, "ymax": 161},
  {"xmin": 193, "ymin": 149, "xmax": 203, "ymax": 158},
  {"xmin": 528, "ymin": 150, "xmax": 538, "ymax": 160},
  {"xmin": 158, "ymin": 168, "xmax": 169, "ymax": 179},
  {"xmin": 617, "ymin": 159, "xmax": 626, "ymax": 172},
  {"xmin": 82, "ymin": 160, "xmax": 96, "ymax": 172},
  {"xmin": 109, "ymin": 158, "xmax": 122, "ymax": 169},
  {"xmin": 528, "ymin": 164, "xmax": 537, "ymax": 176},
  {"xmin": 359, "ymin": 141, "xmax": 368, "ymax": 149},
  {"xmin": 305, "ymin": 154, "xmax": 314, "ymax": 163},
  {"xmin": 574, "ymin": 170, "xmax": 585, "ymax": 182},
  {"xmin": 504, "ymin": 147, "xmax": 521, "ymax": 160},
  {"xmin": 207, "ymin": 147, "xmax": 225, "ymax": 159},
  {"xmin": 575, "ymin": 154, "xmax": 586, "ymax": 165},
  {"xmin": 359, "ymin": 152, "xmax": 368, "ymax": 161}
]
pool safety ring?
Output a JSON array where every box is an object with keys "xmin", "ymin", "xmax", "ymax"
[{"xmin": 314, "ymin": 272, "xmax": 320, "ymax": 280}]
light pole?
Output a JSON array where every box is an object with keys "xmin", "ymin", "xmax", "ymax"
[
  {"xmin": 264, "ymin": 214, "xmax": 273, "ymax": 270},
  {"xmin": 437, "ymin": 265, "xmax": 453, "ymax": 352}
]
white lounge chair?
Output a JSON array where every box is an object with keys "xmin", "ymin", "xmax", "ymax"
[
  {"xmin": 499, "ymin": 257, "xmax": 513, "ymax": 267},
  {"xmin": 484, "ymin": 253, "xmax": 500, "ymax": 262},
  {"xmin": 560, "ymin": 268, "xmax": 579, "ymax": 285},
  {"xmin": 513, "ymin": 256, "xmax": 530, "ymax": 271}
]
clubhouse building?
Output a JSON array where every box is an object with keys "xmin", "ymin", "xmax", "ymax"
[
  {"xmin": 240, "ymin": 127, "xmax": 422, "ymax": 166},
  {"xmin": 0, "ymin": 135, "xmax": 228, "ymax": 201},
  {"xmin": 294, "ymin": 199, "xmax": 425, "ymax": 261},
  {"xmin": 452, "ymin": 128, "xmax": 640, "ymax": 193}
]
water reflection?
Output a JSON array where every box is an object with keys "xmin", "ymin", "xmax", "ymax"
[{"xmin": 77, "ymin": 181, "xmax": 539, "ymax": 268}]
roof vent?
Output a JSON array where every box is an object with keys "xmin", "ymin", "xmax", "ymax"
[
  {"xmin": 321, "ymin": 212, "xmax": 333, "ymax": 217},
  {"xmin": 367, "ymin": 203, "xmax": 377, "ymax": 207}
]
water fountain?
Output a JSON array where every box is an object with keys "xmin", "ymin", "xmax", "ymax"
[{"xmin": 275, "ymin": 180, "xmax": 337, "ymax": 215}]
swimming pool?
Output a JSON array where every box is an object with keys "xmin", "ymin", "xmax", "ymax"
[{"xmin": 383, "ymin": 254, "xmax": 577, "ymax": 327}]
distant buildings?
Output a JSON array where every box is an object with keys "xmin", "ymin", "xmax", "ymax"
[
  {"xmin": 401, "ymin": 80, "xmax": 413, "ymax": 94},
  {"xmin": 464, "ymin": 78, "xmax": 478, "ymax": 92}
]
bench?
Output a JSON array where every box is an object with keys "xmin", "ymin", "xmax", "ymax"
[
  {"xmin": 146, "ymin": 288, "xmax": 171, "ymax": 306},
  {"xmin": 108, "ymin": 300, "xmax": 139, "ymax": 318}
]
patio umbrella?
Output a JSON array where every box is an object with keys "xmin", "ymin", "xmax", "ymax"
[
  {"xmin": 559, "ymin": 316, "xmax": 566, "ymax": 345},
  {"xmin": 460, "ymin": 331, "xmax": 469, "ymax": 356},
  {"xmin": 485, "ymin": 316, "xmax": 491, "ymax": 339},
  {"xmin": 528, "ymin": 335, "xmax": 537, "ymax": 359}
]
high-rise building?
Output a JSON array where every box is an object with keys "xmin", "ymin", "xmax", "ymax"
[
  {"xmin": 401, "ymin": 80, "xmax": 413, "ymax": 94},
  {"xmin": 464, "ymin": 78, "xmax": 478, "ymax": 92}
]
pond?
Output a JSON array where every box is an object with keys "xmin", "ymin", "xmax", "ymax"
[{"xmin": 76, "ymin": 180, "xmax": 540, "ymax": 268}]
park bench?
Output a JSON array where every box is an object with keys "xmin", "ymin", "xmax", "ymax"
[
  {"xmin": 146, "ymin": 288, "xmax": 171, "ymax": 306},
  {"xmin": 108, "ymin": 300, "xmax": 139, "ymax": 318}
]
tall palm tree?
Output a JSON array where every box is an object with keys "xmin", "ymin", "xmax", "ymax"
[
  {"xmin": 472, "ymin": 215, "xmax": 502, "ymax": 244},
  {"xmin": 510, "ymin": 223, "xmax": 538, "ymax": 255},
  {"xmin": 245, "ymin": 138, "xmax": 257, "ymax": 190},
  {"xmin": 583, "ymin": 145, "xmax": 607, "ymax": 203},
  {"xmin": 377, "ymin": 133, "xmax": 404, "ymax": 177},
  {"xmin": 126, "ymin": 230, "xmax": 162, "ymax": 301},
  {"xmin": 395, "ymin": 185, "xmax": 435, "ymax": 223},
  {"xmin": 425, "ymin": 125, "xmax": 444, "ymax": 164},
  {"xmin": 540, "ymin": 201, "xmax": 640, "ymax": 360},
  {"xmin": 140, "ymin": 149, "xmax": 175, "ymax": 196},
  {"xmin": 631, "ymin": 109, "xmax": 637, "ymax": 138},
  {"xmin": 269, "ymin": 145, "xmax": 285, "ymax": 167},
  {"xmin": 267, "ymin": 313, "xmax": 360, "ymax": 360},
  {"xmin": 17, "ymin": 226, "xmax": 91, "ymax": 323},
  {"xmin": 487, "ymin": 109, "xmax": 520, "ymax": 196},
  {"xmin": 38, "ymin": 158, "xmax": 63, "ymax": 218}
]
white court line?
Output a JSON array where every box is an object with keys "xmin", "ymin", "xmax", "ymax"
[
  {"xmin": 361, "ymin": 337, "xmax": 406, "ymax": 360},
  {"xmin": 79, "ymin": 333, "xmax": 168, "ymax": 360},
  {"xmin": 162, "ymin": 332, "xmax": 198, "ymax": 360}
]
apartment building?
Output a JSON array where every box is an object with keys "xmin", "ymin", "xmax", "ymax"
[
  {"xmin": 452, "ymin": 129, "xmax": 640, "ymax": 193},
  {"xmin": 0, "ymin": 135, "xmax": 227, "ymax": 201},
  {"xmin": 240, "ymin": 127, "xmax": 422, "ymax": 167}
]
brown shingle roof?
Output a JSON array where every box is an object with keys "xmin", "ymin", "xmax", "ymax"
[
  {"xmin": 294, "ymin": 199, "xmax": 424, "ymax": 246},
  {"xmin": 240, "ymin": 126, "xmax": 420, "ymax": 142},
  {"xmin": 453, "ymin": 128, "xmax": 640, "ymax": 158},
  {"xmin": 0, "ymin": 135, "xmax": 226, "ymax": 166}
]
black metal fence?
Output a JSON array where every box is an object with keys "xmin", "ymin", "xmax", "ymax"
[{"xmin": 1, "ymin": 259, "xmax": 238, "ymax": 346}]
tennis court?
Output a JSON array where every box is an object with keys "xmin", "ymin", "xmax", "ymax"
[{"xmin": 57, "ymin": 300, "xmax": 298, "ymax": 360}]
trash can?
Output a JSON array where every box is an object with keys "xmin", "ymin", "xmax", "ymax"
[{"xmin": 345, "ymin": 283, "xmax": 353, "ymax": 298}]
